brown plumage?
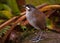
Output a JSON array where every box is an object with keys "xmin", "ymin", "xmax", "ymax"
[
  {"xmin": 25, "ymin": 4, "xmax": 46, "ymax": 30},
  {"xmin": 24, "ymin": 4, "xmax": 46, "ymax": 42}
]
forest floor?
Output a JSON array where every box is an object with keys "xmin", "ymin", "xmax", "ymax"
[{"xmin": 22, "ymin": 31, "xmax": 60, "ymax": 43}]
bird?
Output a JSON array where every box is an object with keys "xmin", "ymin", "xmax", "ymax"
[{"xmin": 23, "ymin": 4, "xmax": 46, "ymax": 42}]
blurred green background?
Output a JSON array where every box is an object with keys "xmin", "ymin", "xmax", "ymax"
[{"xmin": 26, "ymin": 0, "xmax": 60, "ymax": 6}]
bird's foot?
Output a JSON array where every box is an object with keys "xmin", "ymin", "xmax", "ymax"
[{"xmin": 30, "ymin": 35, "xmax": 44, "ymax": 42}]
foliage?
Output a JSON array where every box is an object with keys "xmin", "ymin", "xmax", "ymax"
[
  {"xmin": 6, "ymin": 0, "xmax": 20, "ymax": 16},
  {"xmin": 0, "ymin": 26, "xmax": 10, "ymax": 37},
  {"xmin": 26, "ymin": 0, "xmax": 60, "ymax": 6},
  {"xmin": 0, "ymin": 0, "xmax": 21, "ymax": 38}
]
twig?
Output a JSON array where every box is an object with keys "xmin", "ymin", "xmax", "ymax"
[
  {"xmin": 46, "ymin": 10, "xmax": 56, "ymax": 18},
  {"xmin": 21, "ymin": 20, "xmax": 29, "ymax": 26},
  {"xmin": 20, "ymin": 11, "xmax": 26, "ymax": 15},
  {"xmin": 0, "ymin": 16, "xmax": 18, "ymax": 29},
  {"xmin": 2, "ymin": 15, "xmax": 26, "ymax": 42},
  {"xmin": 41, "ymin": 5, "xmax": 60, "ymax": 11},
  {"xmin": 36, "ymin": 3, "xmax": 48, "ymax": 9}
]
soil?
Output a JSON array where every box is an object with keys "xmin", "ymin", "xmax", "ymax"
[{"xmin": 22, "ymin": 31, "xmax": 60, "ymax": 43}]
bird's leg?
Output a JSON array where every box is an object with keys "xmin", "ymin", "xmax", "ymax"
[{"xmin": 31, "ymin": 30, "xmax": 44, "ymax": 42}]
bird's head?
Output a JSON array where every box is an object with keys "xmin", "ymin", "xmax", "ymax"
[{"xmin": 23, "ymin": 4, "xmax": 36, "ymax": 11}]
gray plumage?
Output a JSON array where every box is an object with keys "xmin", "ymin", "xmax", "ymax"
[{"xmin": 25, "ymin": 4, "xmax": 46, "ymax": 30}]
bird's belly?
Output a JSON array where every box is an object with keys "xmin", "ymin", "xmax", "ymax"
[
  {"xmin": 26, "ymin": 12, "xmax": 40, "ymax": 29},
  {"xmin": 27, "ymin": 18, "xmax": 36, "ymax": 25},
  {"xmin": 27, "ymin": 17, "xmax": 40, "ymax": 29}
]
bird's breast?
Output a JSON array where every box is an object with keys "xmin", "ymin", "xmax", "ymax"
[{"xmin": 26, "ymin": 11, "xmax": 37, "ymax": 27}]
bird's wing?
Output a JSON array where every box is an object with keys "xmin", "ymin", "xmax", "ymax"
[{"xmin": 33, "ymin": 10, "xmax": 46, "ymax": 29}]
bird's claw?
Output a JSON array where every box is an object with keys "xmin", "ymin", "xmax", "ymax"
[{"xmin": 30, "ymin": 36, "xmax": 43, "ymax": 42}]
